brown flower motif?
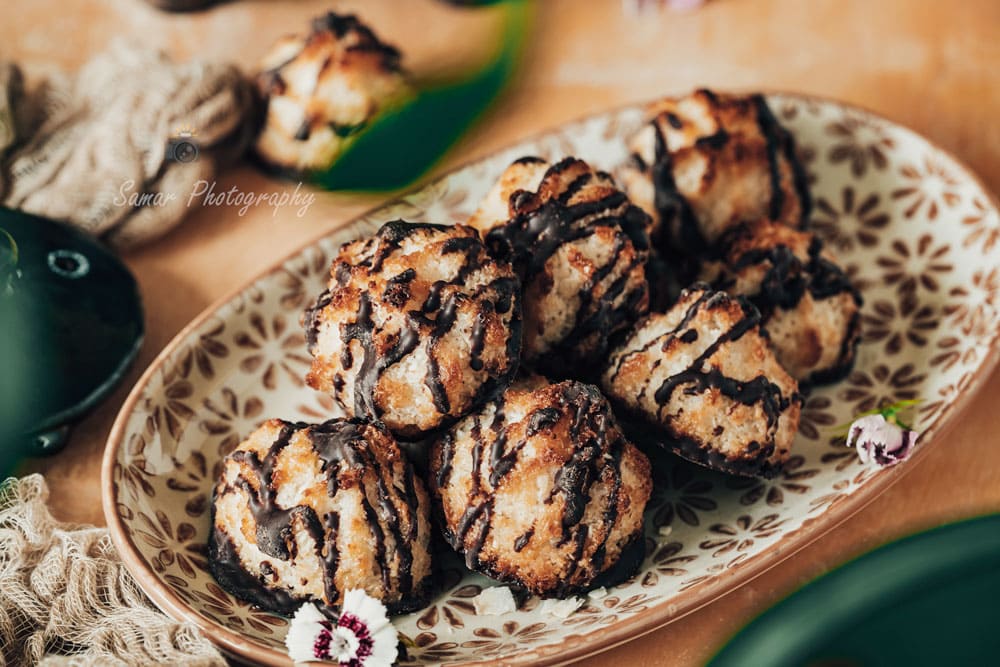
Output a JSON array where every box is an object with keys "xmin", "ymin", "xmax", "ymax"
[
  {"xmin": 724, "ymin": 456, "xmax": 820, "ymax": 507},
  {"xmin": 929, "ymin": 335, "xmax": 982, "ymax": 373},
  {"xmin": 230, "ymin": 283, "xmax": 265, "ymax": 315},
  {"xmin": 811, "ymin": 186, "xmax": 890, "ymax": 252},
  {"xmin": 679, "ymin": 561, "xmax": 728, "ymax": 592},
  {"xmin": 192, "ymin": 581, "xmax": 287, "ymax": 635},
  {"xmin": 402, "ymin": 178, "xmax": 473, "ymax": 224},
  {"xmin": 826, "ymin": 113, "xmax": 895, "ymax": 177},
  {"xmin": 820, "ymin": 444, "xmax": 861, "ymax": 473},
  {"xmin": 779, "ymin": 98, "xmax": 823, "ymax": 121},
  {"xmin": 295, "ymin": 392, "xmax": 343, "ymax": 422},
  {"xmin": 961, "ymin": 196, "xmax": 1000, "ymax": 253},
  {"xmin": 234, "ymin": 312, "xmax": 311, "ymax": 390},
  {"xmin": 699, "ymin": 514, "xmax": 785, "ymax": 558},
  {"xmin": 190, "ymin": 320, "xmax": 230, "ymax": 380},
  {"xmin": 461, "ymin": 622, "xmax": 553, "ymax": 656},
  {"xmin": 876, "ymin": 234, "xmax": 952, "ymax": 296},
  {"xmin": 116, "ymin": 433, "xmax": 156, "ymax": 501},
  {"xmin": 808, "ymin": 479, "xmax": 851, "ymax": 512},
  {"xmin": 596, "ymin": 593, "xmax": 654, "ymax": 616},
  {"xmin": 278, "ymin": 246, "xmax": 330, "ymax": 312},
  {"xmin": 564, "ymin": 592, "xmax": 657, "ymax": 628},
  {"xmin": 635, "ymin": 541, "xmax": 699, "ymax": 590},
  {"xmin": 166, "ymin": 451, "xmax": 214, "ymax": 518},
  {"xmin": 400, "ymin": 634, "xmax": 461, "ymax": 665},
  {"xmin": 134, "ymin": 509, "xmax": 207, "ymax": 578},
  {"xmin": 920, "ymin": 371, "xmax": 975, "ymax": 424},
  {"xmin": 649, "ymin": 460, "xmax": 717, "ymax": 528},
  {"xmin": 861, "ymin": 294, "xmax": 939, "ymax": 355},
  {"xmin": 417, "ymin": 578, "xmax": 479, "ymax": 631},
  {"xmin": 892, "ymin": 155, "xmax": 961, "ymax": 220},
  {"xmin": 798, "ymin": 395, "xmax": 836, "ymax": 441},
  {"xmin": 147, "ymin": 378, "xmax": 195, "ymax": 443},
  {"xmin": 945, "ymin": 268, "xmax": 999, "ymax": 338},
  {"xmin": 201, "ymin": 386, "xmax": 265, "ymax": 458},
  {"xmin": 841, "ymin": 261, "xmax": 874, "ymax": 293},
  {"xmin": 796, "ymin": 142, "xmax": 819, "ymax": 186},
  {"xmin": 838, "ymin": 363, "xmax": 925, "ymax": 413}
]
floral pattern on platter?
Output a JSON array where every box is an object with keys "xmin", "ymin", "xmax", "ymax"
[{"xmin": 105, "ymin": 95, "xmax": 1000, "ymax": 666}]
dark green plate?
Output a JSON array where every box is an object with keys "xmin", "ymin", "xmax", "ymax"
[{"xmin": 710, "ymin": 514, "xmax": 1000, "ymax": 667}]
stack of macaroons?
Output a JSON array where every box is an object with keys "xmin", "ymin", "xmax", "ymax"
[
  {"xmin": 208, "ymin": 87, "xmax": 862, "ymax": 615},
  {"xmin": 468, "ymin": 156, "xmax": 651, "ymax": 378}
]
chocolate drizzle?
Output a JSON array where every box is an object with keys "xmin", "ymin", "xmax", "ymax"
[
  {"xmin": 650, "ymin": 119, "xmax": 707, "ymax": 270},
  {"xmin": 432, "ymin": 381, "xmax": 640, "ymax": 597},
  {"xmin": 309, "ymin": 12, "xmax": 403, "ymax": 72},
  {"xmin": 208, "ymin": 418, "xmax": 429, "ymax": 616},
  {"xmin": 483, "ymin": 158, "xmax": 650, "ymax": 374},
  {"xmin": 606, "ymin": 286, "xmax": 802, "ymax": 478},
  {"xmin": 754, "ymin": 94, "xmax": 788, "ymax": 223},
  {"xmin": 710, "ymin": 225, "xmax": 863, "ymax": 386},
  {"xmin": 305, "ymin": 221, "xmax": 522, "ymax": 437},
  {"xmin": 644, "ymin": 90, "xmax": 812, "ymax": 263}
]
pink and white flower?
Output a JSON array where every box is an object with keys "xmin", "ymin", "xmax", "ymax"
[
  {"xmin": 846, "ymin": 413, "xmax": 918, "ymax": 467},
  {"xmin": 285, "ymin": 591, "xmax": 397, "ymax": 666}
]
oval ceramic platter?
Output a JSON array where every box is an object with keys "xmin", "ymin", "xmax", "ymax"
[{"xmin": 103, "ymin": 94, "xmax": 1000, "ymax": 666}]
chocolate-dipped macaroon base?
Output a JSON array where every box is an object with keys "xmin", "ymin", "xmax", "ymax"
[{"xmin": 209, "ymin": 418, "xmax": 434, "ymax": 616}]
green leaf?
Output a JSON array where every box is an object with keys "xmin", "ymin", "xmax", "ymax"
[{"xmin": 829, "ymin": 398, "xmax": 922, "ymax": 440}]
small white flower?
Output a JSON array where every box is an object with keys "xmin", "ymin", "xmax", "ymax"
[
  {"xmin": 285, "ymin": 591, "xmax": 397, "ymax": 666},
  {"xmin": 846, "ymin": 414, "xmax": 918, "ymax": 467}
]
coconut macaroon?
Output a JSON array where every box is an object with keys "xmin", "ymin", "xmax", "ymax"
[
  {"xmin": 429, "ymin": 376, "xmax": 652, "ymax": 598},
  {"xmin": 304, "ymin": 221, "xmax": 521, "ymax": 439},
  {"xmin": 254, "ymin": 12, "xmax": 412, "ymax": 173},
  {"xmin": 619, "ymin": 89, "xmax": 811, "ymax": 260},
  {"xmin": 208, "ymin": 418, "xmax": 434, "ymax": 616},
  {"xmin": 700, "ymin": 220, "xmax": 862, "ymax": 386},
  {"xmin": 602, "ymin": 284, "xmax": 802, "ymax": 478},
  {"xmin": 468, "ymin": 156, "xmax": 651, "ymax": 377}
]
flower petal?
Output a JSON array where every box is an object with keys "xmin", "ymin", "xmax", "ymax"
[
  {"xmin": 846, "ymin": 414, "xmax": 919, "ymax": 468},
  {"xmin": 285, "ymin": 603, "xmax": 332, "ymax": 664}
]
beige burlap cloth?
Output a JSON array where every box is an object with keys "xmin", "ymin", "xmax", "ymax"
[
  {"xmin": 0, "ymin": 41, "xmax": 256, "ymax": 248},
  {"xmin": 0, "ymin": 475, "xmax": 225, "ymax": 666}
]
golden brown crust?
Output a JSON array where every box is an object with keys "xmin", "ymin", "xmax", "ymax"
[
  {"xmin": 619, "ymin": 89, "xmax": 811, "ymax": 263},
  {"xmin": 701, "ymin": 220, "xmax": 863, "ymax": 386},
  {"xmin": 428, "ymin": 377, "xmax": 652, "ymax": 597},
  {"xmin": 254, "ymin": 12, "xmax": 412, "ymax": 172},
  {"xmin": 602, "ymin": 285, "xmax": 802, "ymax": 478},
  {"xmin": 468, "ymin": 157, "xmax": 650, "ymax": 377},
  {"xmin": 304, "ymin": 221, "xmax": 521, "ymax": 439},
  {"xmin": 209, "ymin": 418, "xmax": 433, "ymax": 615}
]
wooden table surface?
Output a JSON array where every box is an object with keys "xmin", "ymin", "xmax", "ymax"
[{"xmin": 9, "ymin": 0, "xmax": 1000, "ymax": 664}]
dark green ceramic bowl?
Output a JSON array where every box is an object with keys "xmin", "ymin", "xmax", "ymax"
[
  {"xmin": 0, "ymin": 207, "xmax": 143, "ymax": 459},
  {"xmin": 710, "ymin": 514, "xmax": 1000, "ymax": 667}
]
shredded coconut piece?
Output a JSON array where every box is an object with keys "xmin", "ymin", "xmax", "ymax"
[
  {"xmin": 537, "ymin": 597, "xmax": 585, "ymax": 619},
  {"xmin": 587, "ymin": 587, "xmax": 608, "ymax": 600},
  {"xmin": 473, "ymin": 586, "xmax": 518, "ymax": 616}
]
